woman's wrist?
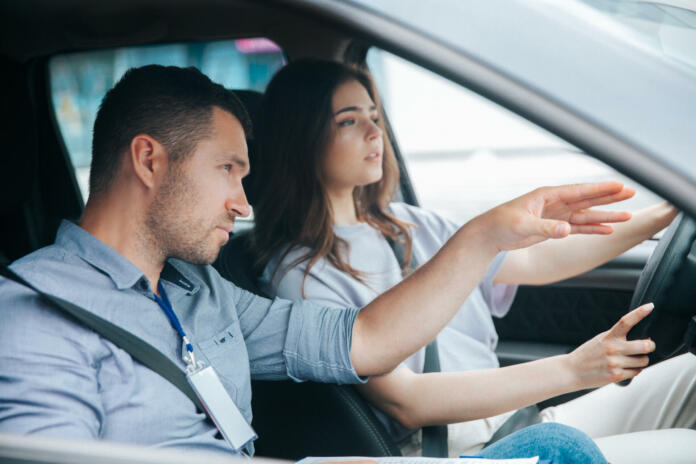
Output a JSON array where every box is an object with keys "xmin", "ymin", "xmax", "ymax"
[
  {"xmin": 652, "ymin": 201, "xmax": 679, "ymax": 231},
  {"xmin": 624, "ymin": 201, "xmax": 678, "ymax": 242},
  {"xmin": 554, "ymin": 353, "xmax": 585, "ymax": 393}
]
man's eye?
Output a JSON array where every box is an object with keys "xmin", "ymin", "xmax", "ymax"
[
  {"xmin": 222, "ymin": 164, "xmax": 232, "ymax": 172},
  {"xmin": 338, "ymin": 119, "xmax": 355, "ymax": 127}
]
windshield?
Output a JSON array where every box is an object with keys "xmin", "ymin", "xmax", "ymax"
[{"xmin": 581, "ymin": 0, "xmax": 696, "ymax": 72}]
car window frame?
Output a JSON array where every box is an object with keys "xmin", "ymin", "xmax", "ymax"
[{"xmin": 294, "ymin": 0, "xmax": 696, "ymax": 219}]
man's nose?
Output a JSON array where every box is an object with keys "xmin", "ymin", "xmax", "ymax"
[{"xmin": 226, "ymin": 185, "xmax": 251, "ymax": 218}]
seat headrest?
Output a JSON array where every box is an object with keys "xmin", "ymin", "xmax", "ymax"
[{"xmin": 233, "ymin": 89, "xmax": 264, "ymax": 126}]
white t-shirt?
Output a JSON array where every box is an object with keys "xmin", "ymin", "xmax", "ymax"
[{"xmin": 259, "ymin": 202, "xmax": 517, "ymax": 439}]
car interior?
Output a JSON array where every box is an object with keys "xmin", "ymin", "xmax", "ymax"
[{"xmin": 3, "ymin": 0, "xmax": 692, "ymax": 461}]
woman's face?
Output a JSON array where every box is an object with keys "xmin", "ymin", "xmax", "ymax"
[{"xmin": 321, "ymin": 79, "xmax": 384, "ymax": 194}]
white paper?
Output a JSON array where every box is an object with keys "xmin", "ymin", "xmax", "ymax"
[{"xmin": 297, "ymin": 457, "xmax": 539, "ymax": 464}]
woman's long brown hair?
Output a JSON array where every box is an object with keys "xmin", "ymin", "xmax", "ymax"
[{"xmin": 251, "ymin": 59, "xmax": 413, "ymax": 296}]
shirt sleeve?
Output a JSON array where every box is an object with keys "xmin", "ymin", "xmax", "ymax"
[
  {"xmin": 0, "ymin": 279, "xmax": 104, "ymax": 438},
  {"xmin": 268, "ymin": 242, "xmax": 426, "ymax": 375},
  {"xmin": 479, "ymin": 252, "xmax": 519, "ymax": 318},
  {"xmin": 232, "ymin": 285, "xmax": 366, "ymax": 385}
]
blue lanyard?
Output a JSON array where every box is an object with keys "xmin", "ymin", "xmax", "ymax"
[{"xmin": 152, "ymin": 281, "xmax": 195, "ymax": 362}]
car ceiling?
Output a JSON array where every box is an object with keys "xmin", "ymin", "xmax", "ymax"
[{"xmin": 0, "ymin": 0, "xmax": 353, "ymax": 63}]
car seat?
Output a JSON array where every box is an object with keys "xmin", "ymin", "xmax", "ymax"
[
  {"xmin": 1, "ymin": 57, "xmax": 81, "ymax": 264},
  {"xmin": 213, "ymin": 89, "xmax": 402, "ymax": 459}
]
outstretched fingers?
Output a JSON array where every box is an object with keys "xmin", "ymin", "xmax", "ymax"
[
  {"xmin": 609, "ymin": 303, "xmax": 654, "ymax": 339},
  {"xmin": 534, "ymin": 218, "xmax": 571, "ymax": 239},
  {"xmin": 549, "ymin": 180, "xmax": 625, "ymax": 203},
  {"xmin": 564, "ymin": 186, "xmax": 635, "ymax": 211},
  {"xmin": 569, "ymin": 224, "xmax": 614, "ymax": 235},
  {"xmin": 569, "ymin": 209, "xmax": 632, "ymax": 225},
  {"xmin": 551, "ymin": 181, "xmax": 625, "ymax": 202}
]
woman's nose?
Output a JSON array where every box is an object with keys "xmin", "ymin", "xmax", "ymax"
[{"xmin": 366, "ymin": 119, "xmax": 382, "ymax": 140}]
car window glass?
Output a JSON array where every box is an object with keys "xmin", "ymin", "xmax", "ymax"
[
  {"xmin": 350, "ymin": 1, "xmax": 696, "ymax": 186},
  {"xmin": 49, "ymin": 38, "xmax": 285, "ymax": 221},
  {"xmin": 367, "ymin": 48, "xmax": 663, "ymax": 226}
]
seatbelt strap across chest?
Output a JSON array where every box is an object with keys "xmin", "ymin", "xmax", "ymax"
[
  {"xmin": 0, "ymin": 265, "xmax": 205, "ymax": 413},
  {"xmin": 384, "ymin": 234, "xmax": 449, "ymax": 457}
]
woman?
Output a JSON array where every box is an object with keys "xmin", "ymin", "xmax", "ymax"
[{"xmin": 251, "ymin": 59, "xmax": 691, "ymax": 461}]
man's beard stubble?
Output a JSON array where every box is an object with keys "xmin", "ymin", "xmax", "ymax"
[{"xmin": 145, "ymin": 166, "xmax": 221, "ymax": 266}]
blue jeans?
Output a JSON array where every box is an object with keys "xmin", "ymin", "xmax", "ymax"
[{"xmin": 478, "ymin": 423, "xmax": 607, "ymax": 464}]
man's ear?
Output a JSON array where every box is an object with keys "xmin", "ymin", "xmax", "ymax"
[{"xmin": 129, "ymin": 134, "xmax": 167, "ymax": 190}]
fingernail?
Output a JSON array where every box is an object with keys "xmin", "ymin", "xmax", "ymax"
[
  {"xmin": 643, "ymin": 303, "xmax": 654, "ymax": 312},
  {"xmin": 555, "ymin": 223, "xmax": 568, "ymax": 235}
]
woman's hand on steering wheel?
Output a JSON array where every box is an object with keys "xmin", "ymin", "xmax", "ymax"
[{"xmin": 566, "ymin": 303, "xmax": 656, "ymax": 389}]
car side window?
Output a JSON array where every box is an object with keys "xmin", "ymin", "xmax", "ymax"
[
  {"xmin": 366, "ymin": 48, "xmax": 663, "ymax": 225},
  {"xmin": 49, "ymin": 38, "xmax": 286, "ymax": 219}
]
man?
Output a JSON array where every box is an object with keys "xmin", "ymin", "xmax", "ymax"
[{"xmin": 0, "ymin": 65, "xmax": 636, "ymax": 460}]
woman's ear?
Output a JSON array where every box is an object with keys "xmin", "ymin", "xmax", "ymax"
[{"xmin": 128, "ymin": 134, "xmax": 167, "ymax": 190}]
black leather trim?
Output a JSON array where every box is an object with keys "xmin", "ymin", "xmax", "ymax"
[
  {"xmin": 251, "ymin": 381, "xmax": 402, "ymax": 459},
  {"xmin": 496, "ymin": 286, "xmax": 632, "ymax": 345}
]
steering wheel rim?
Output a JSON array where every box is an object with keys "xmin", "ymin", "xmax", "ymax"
[{"xmin": 627, "ymin": 213, "xmax": 696, "ymax": 364}]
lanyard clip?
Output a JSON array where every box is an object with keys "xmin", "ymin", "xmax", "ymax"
[{"xmin": 183, "ymin": 336, "xmax": 202, "ymax": 371}]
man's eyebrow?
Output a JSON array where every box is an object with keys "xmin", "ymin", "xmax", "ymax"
[{"xmin": 333, "ymin": 104, "xmax": 377, "ymax": 116}]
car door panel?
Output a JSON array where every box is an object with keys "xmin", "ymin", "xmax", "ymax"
[{"xmin": 494, "ymin": 240, "xmax": 656, "ymax": 365}]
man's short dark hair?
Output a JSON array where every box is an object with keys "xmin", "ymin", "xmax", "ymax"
[{"xmin": 90, "ymin": 65, "xmax": 251, "ymax": 196}]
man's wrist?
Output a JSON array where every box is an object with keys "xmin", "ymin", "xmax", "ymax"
[{"xmin": 457, "ymin": 212, "xmax": 504, "ymax": 258}]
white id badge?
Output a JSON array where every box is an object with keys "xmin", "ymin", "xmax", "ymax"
[{"xmin": 187, "ymin": 365, "xmax": 257, "ymax": 452}]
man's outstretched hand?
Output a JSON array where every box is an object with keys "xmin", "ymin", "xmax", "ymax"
[{"xmin": 483, "ymin": 181, "xmax": 635, "ymax": 251}]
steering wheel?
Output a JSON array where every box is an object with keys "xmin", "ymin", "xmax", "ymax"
[{"xmin": 625, "ymin": 213, "xmax": 696, "ymax": 367}]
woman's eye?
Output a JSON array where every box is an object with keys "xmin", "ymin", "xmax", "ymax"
[
  {"xmin": 372, "ymin": 117, "xmax": 380, "ymax": 124},
  {"xmin": 338, "ymin": 119, "xmax": 355, "ymax": 127}
]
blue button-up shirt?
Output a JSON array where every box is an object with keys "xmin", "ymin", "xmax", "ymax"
[{"xmin": 0, "ymin": 221, "xmax": 363, "ymax": 454}]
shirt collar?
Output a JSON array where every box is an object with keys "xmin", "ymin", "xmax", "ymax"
[
  {"xmin": 161, "ymin": 259, "xmax": 200, "ymax": 295},
  {"xmin": 55, "ymin": 220, "xmax": 200, "ymax": 294}
]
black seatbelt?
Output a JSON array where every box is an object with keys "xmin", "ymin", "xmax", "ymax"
[
  {"xmin": 385, "ymin": 236, "xmax": 449, "ymax": 458},
  {"xmin": 0, "ymin": 265, "xmax": 204, "ymax": 413}
]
